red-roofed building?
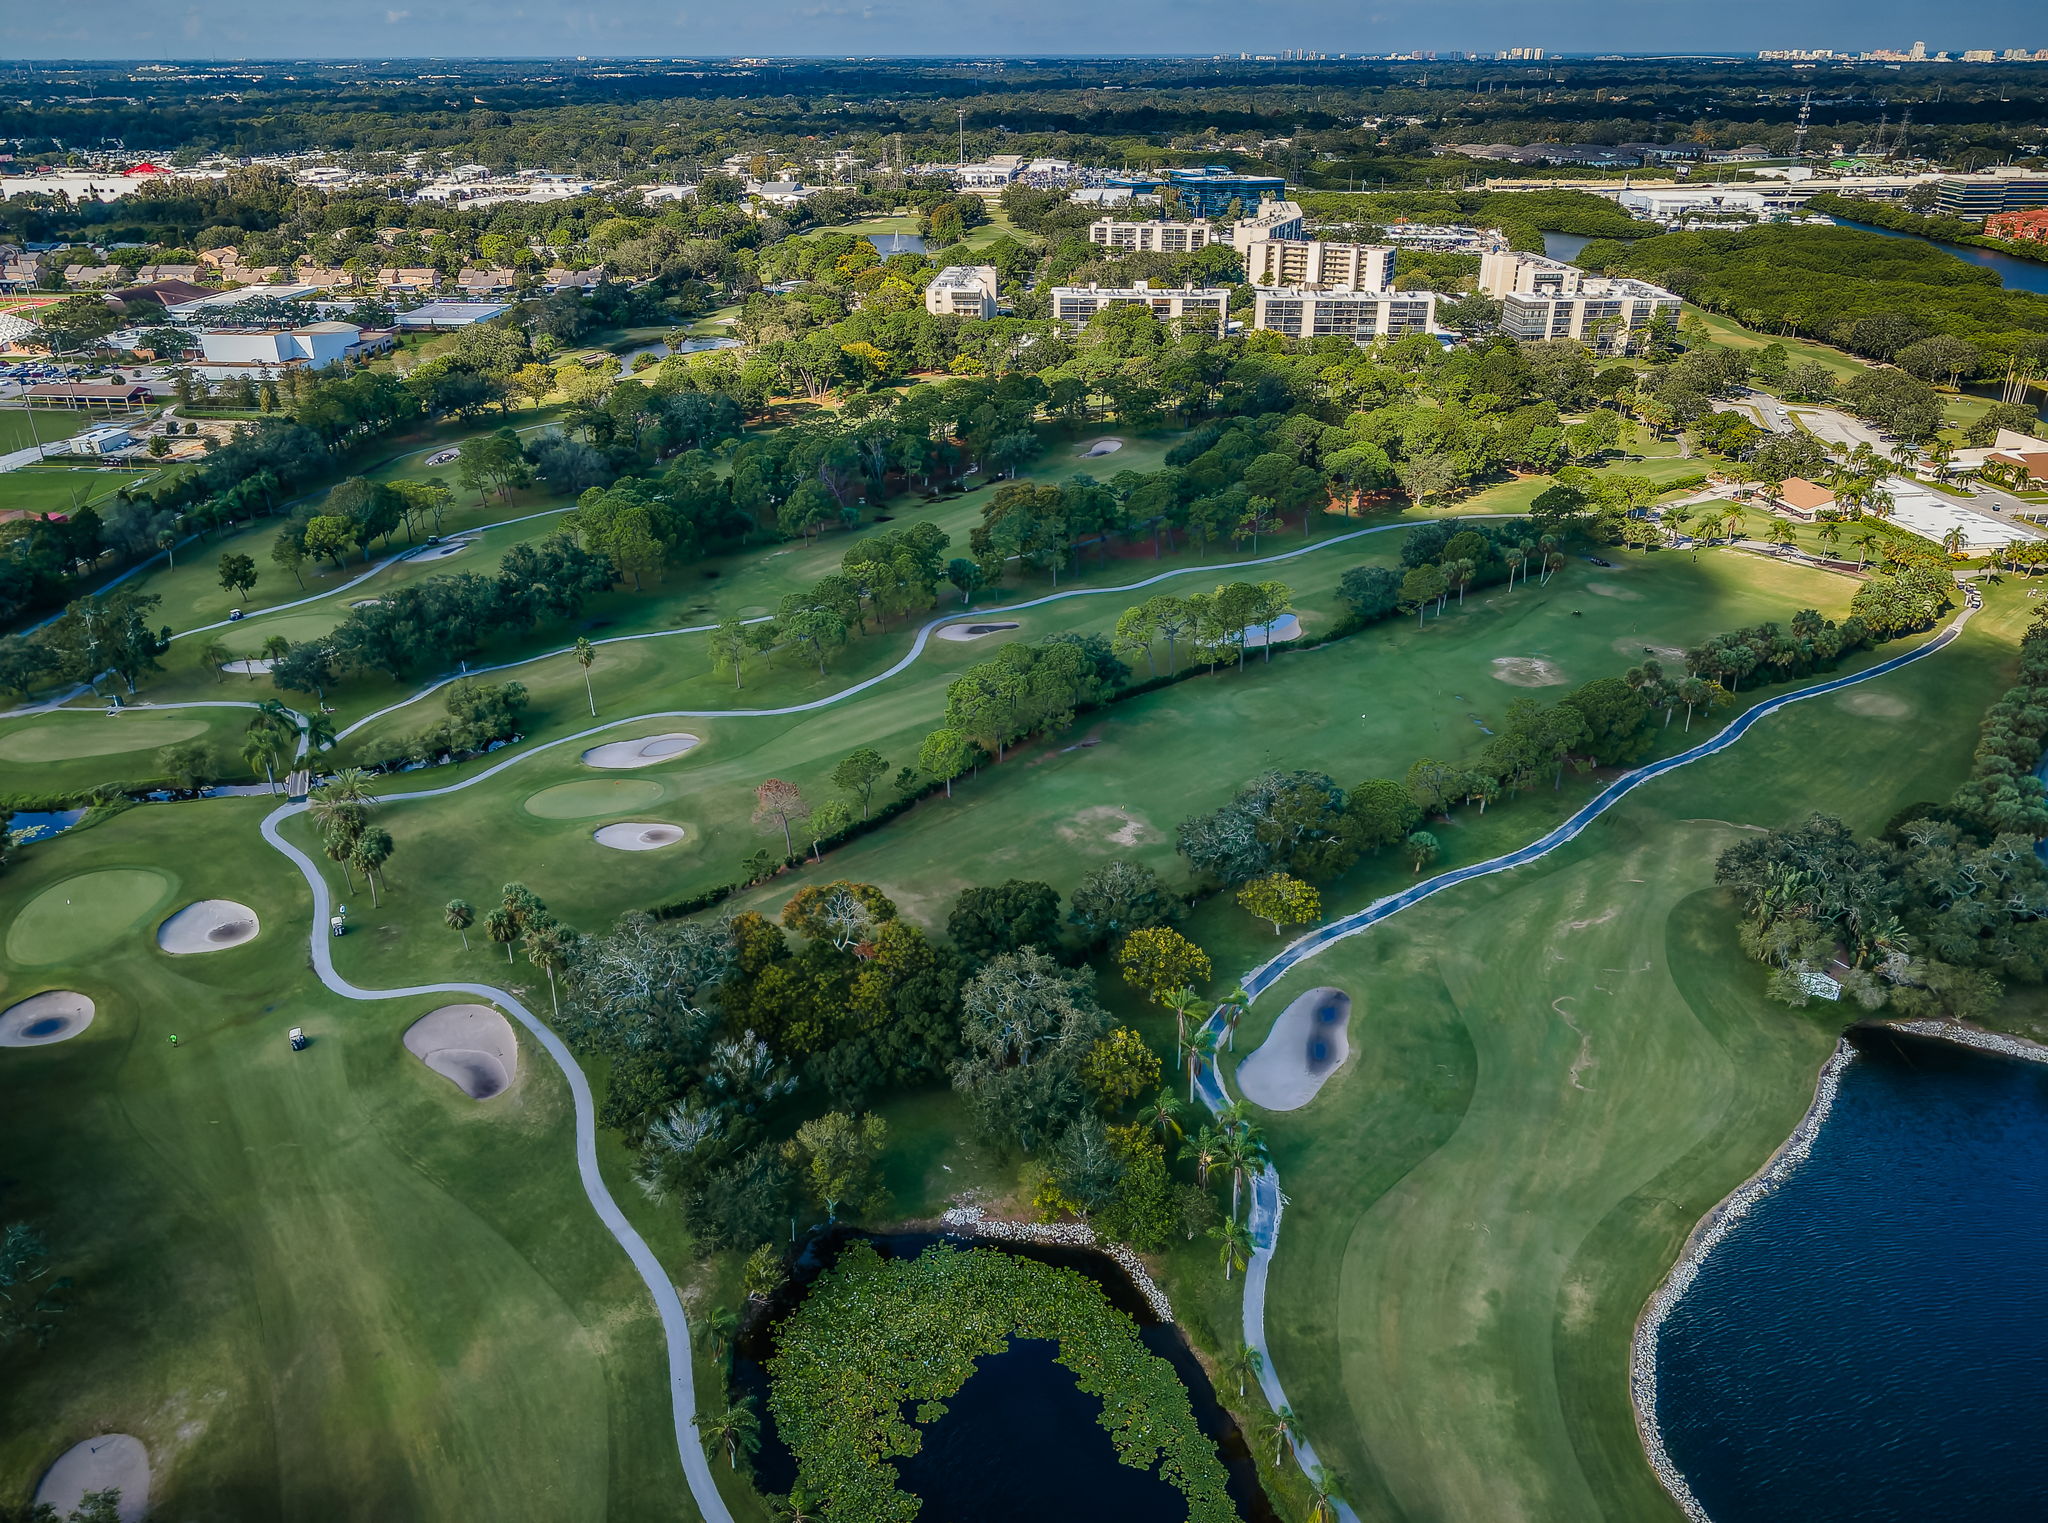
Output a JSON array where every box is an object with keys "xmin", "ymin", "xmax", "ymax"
[
  {"xmin": 1986, "ymin": 208, "xmax": 2048, "ymax": 245},
  {"xmin": 1773, "ymin": 477, "xmax": 1836, "ymax": 518}
]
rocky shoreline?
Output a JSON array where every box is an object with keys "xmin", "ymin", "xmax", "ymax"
[
  {"xmin": 937, "ymin": 1204, "xmax": 1175, "ymax": 1323},
  {"xmin": 1628, "ymin": 1037, "xmax": 1856, "ymax": 1523},
  {"xmin": 1627, "ymin": 1016, "xmax": 2048, "ymax": 1521}
]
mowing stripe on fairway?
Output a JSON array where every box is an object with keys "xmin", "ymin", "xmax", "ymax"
[{"xmin": 1189, "ymin": 580, "xmax": 1980, "ymax": 1523}]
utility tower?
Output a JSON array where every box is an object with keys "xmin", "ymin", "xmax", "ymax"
[{"xmin": 1790, "ymin": 90, "xmax": 1814, "ymax": 159}]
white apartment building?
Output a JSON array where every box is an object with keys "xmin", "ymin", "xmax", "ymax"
[
  {"xmin": 1050, "ymin": 281, "xmax": 1229, "ymax": 328},
  {"xmin": 1243, "ymin": 239, "xmax": 1396, "ymax": 291},
  {"xmin": 1086, "ymin": 199, "xmax": 1307, "ymax": 257},
  {"xmin": 1479, "ymin": 252, "xmax": 1680, "ymax": 351},
  {"xmin": 1252, "ymin": 288, "xmax": 1437, "ymax": 341},
  {"xmin": 925, "ymin": 265, "xmax": 1000, "ymax": 320}
]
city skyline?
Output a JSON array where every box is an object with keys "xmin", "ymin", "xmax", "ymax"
[{"xmin": 6, "ymin": 1, "xmax": 2044, "ymax": 64}]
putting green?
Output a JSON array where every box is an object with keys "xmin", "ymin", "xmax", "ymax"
[
  {"xmin": 522, "ymin": 778, "xmax": 667, "ymax": 819},
  {"xmin": 7, "ymin": 868, "xmax": 175, "ymax": 966},
  {"xmin": 0, "ymin": 715, "xmax": 209, "ymax": 763}
]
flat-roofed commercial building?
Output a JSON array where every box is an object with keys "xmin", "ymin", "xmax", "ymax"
[
  {"xmin": 1934, "ymin": 172, "xmax": 2048, "ymax": 217},
  {"xmin": 1100, "ymin": 168, "xmax": 1287, "ymax": 220},
  {"xmin": 1243, "ymin": 239, "xmax": 1396, "ymax": 291},
  {"xmin": 924, "ymin": 265, "xmax": 1000, "ymax": 319},
  {"xmin": 1251, "ymin": 288, "xmax": 1436, "ymax": 341},
  {"xmin": 1050, "ymin": 281, "xmax": 1228, "ymax": 329}
]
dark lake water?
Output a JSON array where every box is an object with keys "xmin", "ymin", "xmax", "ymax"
[
  {"xmin": 733, "ymin": 1231, "xmax": 1271, "ymax": 1523},
  {"xmin": 1824, "ymin": 217, "xmax": 2048, "ymax": 296},
  {"xmin": 1653, "ymin": 1029, "xmax": 2048, "ymax": 1523}
]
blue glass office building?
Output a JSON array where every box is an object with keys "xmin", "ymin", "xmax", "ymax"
[{"xmin": 1101, "ymin": 167, "xmax": 1288, "ymax": 219}]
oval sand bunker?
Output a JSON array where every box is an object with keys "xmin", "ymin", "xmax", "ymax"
[
  {"xmin": 594, "ymin": 822, "xmax": 685, "ymax": 851},
  {"xmin": 157, "ymin": 900, "xmax": 260, "ymax": 954},
  {"xmin": 581, "ymin": 732, "xmax": 701, "ymax": 768},
  {"xmin": 1492, "ymin": 656, "xmax": 1568, "ymax": 688},
  {"xmin": 405, "ymin": 1003, "xmax": 519, "ymax": 1100},
  {"xmin": 1237, "ymin": 986, "xmax": 1352, "ymax": 1112},
  {"xmin": 937, "ymin": 621, "xmax": 1020, "ymax": 642},
  {"xmin": 36, "ymin": 1434, "xmax": 149, "ymax": 1523},
  {"xmin": 0, "ymin": 991, "xmax": 96, "ymax": 1048}
]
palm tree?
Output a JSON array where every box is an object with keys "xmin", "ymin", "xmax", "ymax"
[
  {"xmin": 199, "ymin": 638, "xmax": 231, "ymax": 683},
  {"xmin": 302, "ymin": 709, "xmax": 336, "ymax": 756},
  {"xmin": 1163, "ymin": 984, "xmax": 1206, "ymax": 1063},
  {"xmin": 484, "ymin": 906, "xmax": 518, "ymax": 963},
  {"xmin": 1941, "ymin": 525, "xmax": 1967, "ymax": 558},
  {"xmin": 243, "ymin": 729, "xmax": 287, "ymax": 793},
  {"xmin": 694, "ymin": 1400, "xmax": 760, "ymax": 1470},
  {"xmin": 573, "ymin": 635, "xmax": 598, "ymax": 716},
  {"xmin": 1184, "ymin": 1023, "xmax": 1219, "ymax": 1103},
  {"xmin": 1816, "ymin": 519, "xmax": 1842, "ymax": 559},
  {"xmin": 1221, "ymin": 1124, "xmax": 1269, "ymax": 1221},
  {"xmin": 1212, "ymin": 1217, "xmax": 1255, "ymax": 1281},
  {"xmin": 1537, "ymin": 533, "xmax": 1560, "ymax": 585},
  {"xmin": 1215, "ymin": 1097, "xmax": 1257, "ymax": 1138},
  {"xmin": 351, "ymin": 827, "xmax": 393, "ymax": 908},
  {"xmin": 1304, "ymin": 1466, "xmax": 1339, "ymax": 1523},
  {"xmin": 1217, "ymin": 986, "xmax": 1251, "ymax": 1051},
  {"xmin": 703, "ymin": 1304, "xmax": 740, "ymax": 1369},
  {"xmin": 1258, "ymin": 1404, "xmax": 1298, "ymax": 1465},
  {"xmin": 324, "ymin": 823, "xmax": 358, "ymax": 892},
  {"xmin": 445, "ymin": 899, "xmax": 475, "ymax": 950},
  {"xmin": 1851, "ymin": 528, "xmax": 1879, "ymax": 567},
  {"xmin": 327, "ymin": 766, "xmax": 378, "ymax": 804},
  {"xmin": 1218, "ymin": 1342, "xmax": 1264, "ymax": 1398},
  {"xmin": 767, "ymin": 1488, "xmax": 823, "ymax": 1523},
  {"xmin": 1180, "ymin": 1126, "xmax": 1223, "ymax": 1189},
  {"xmin": 1503, "ymin": 546, "xmax": 1525, "ymax": 588},
  {"xmin": 1140, "ymin": 1089, "xmax": 1185, "ymax": 1147},
  {"xmin": 523, "ymin": 918, "xmax": 571, "ymax": 1016}
]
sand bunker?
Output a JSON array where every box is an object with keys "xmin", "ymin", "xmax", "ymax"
[
  {"xmin": 0, "ymin": 991, "xmax": 96, "ymax": 1048},
  {"xmin": 1077, "ymin": 438, "xmax": 1125, "ymax": 458},
  {"xmin": 580, "ymin": 732, "xmax": 702, "ymax": 768},
  {"xmin": 408, "ymin": 539, "xmax": 474, "ymax": 562},
  {"xmin": 1492, "ymin": 657, "xmax": 1568, "ymax": 687},
  {"xmin": 1237, "ymin": 987, "xmax": 1352, "ymax": 1112},
  {"xmin": 219, "ymin": 658, "xmax": 274, "ymax": 674},
  {"xmin": 937, "ymin": 621, "xmax": 1020, "ymax": 642},
  {"xmin": 157, "ymin": 899, "xmax": 260, "ymax": 955},
  {"xmin": 1838, "ymin": 690, "xmax": 1911, "ymax": 718},
  {"xmin": 404, "ymin": 1003, "xmax": 519, "ymax": 1100},
  {"xmin": 594, "ymin": 821, "xmax": 686, "ymax": 851},
  {"xmin": 36, "ymin": 1434, "xmax": 149, "ymax": 1523},
  {"xmin": 1243, "ymin": 613, "xmax": 1303, "ymax": 649},
  {"xmin": 1057, "ymin": 805, "xmax": 1159, "ymax": 848},
  {"xmin": 350, "ymin": 598, "xmax": 384, "ymax": 608}
]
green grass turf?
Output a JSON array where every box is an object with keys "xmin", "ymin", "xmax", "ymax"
[
  {"xmin": 524, "ymin": 777, "xmax": 671, "ymax": 819},
  {"xmin": 5, "ymin": 866, "xmax": 176, "ymax": 965},
  {"xmin": 0, "ymin": 802, "xmax": 697, "ymax": 1521},
  {"xmin": 309, "ymin": 542, "xmax": 1860, "ymax": 1000},
  {"xmin": 0, "ymin": 408, "xmax": 79, "ymax": 455},
  {"xmin": 0, "ymin": 707, "xmax": 264, "ymax": 796},
  {"xmin": 0, "ymin": 712, "xmax": 213, "ymax": 763},
  {"xmin": 0, "ymin": 465, "xmax": 159, "ymax": 518},
  {"xmin": 1222, "ymin": 579, "xmax": 2031, "ymax": 1523}
]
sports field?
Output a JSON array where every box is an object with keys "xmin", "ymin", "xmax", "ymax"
[{"xmin": 1227, "ymin": 582, "xmax": 2029, "ymax": 1522}]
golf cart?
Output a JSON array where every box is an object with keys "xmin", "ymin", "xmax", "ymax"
[{"xmin": 289, "ymin": 1027, "xmax": 308, "ymax": 1051}]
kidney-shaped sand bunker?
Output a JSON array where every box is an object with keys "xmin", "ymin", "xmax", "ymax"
[
  {"xmin": 0, "ymin": 991, "xmax": 96, "ymax": 1048},
  {"xmin": 1237, "ymin": 986, "xmax": 1352, "ymax": 1111},
  {"xmin": 404, "ymin": 1003, "xmax": 519, "ymax": 1100},
  {"xmin": 580, "ymin": 732, "xmax": 702, "ymax": 768},
  {"xmin": 157, "ymin": 900, "xmax": 260, "ymax": 954},
  {"xmin": 593, "ymin": 822, "xmax": 686, "ymax": 851}
]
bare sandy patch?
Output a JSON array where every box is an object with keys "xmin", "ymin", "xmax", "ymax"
[
  {"xmin": 0, "ymin": 990, "xmax": 95, "ymax": 1047},
  {"xmin": 937, "ymin": 621, "xmax": 1020, "ymax": 642},
  {"xmin": 404, "ymin": 1003, "xmax": 518, "ymax": 1100},
  {"xmin": 36, "ymin": 1435, "xmax": 149, "ymax": 1523},
  {"xmin": 1058, "ymin": 805, "xmax": 1159, "ymax": 848},
  {"xmin": 157, "ymin": 900, "xmax": 260, "ymax": 954},
  {"xmin": 1586, "ymin": 581, "xmax": 1642, "ymax": 601},
  {"xmin": 1836, "ymin": 690, "xmax": 1910, "ymax": 718},
  {"xmin": 1613, "ymin": 639, "xmax": 1687, "ymax": 663},
  {"xmin": 580, "ymin": 732, "xmax": 701, "ymax": 768},
  {"xmin": 594, "ymin": 822, "xmax": 686, "ymax": 851},
  {"xmin": 1491, "ymin": 657, "xmax": 1568, "ymax": 688},
  {"xmin": 1238, "ymin": 987, "xmax": 1352, "ymax": 1111}
]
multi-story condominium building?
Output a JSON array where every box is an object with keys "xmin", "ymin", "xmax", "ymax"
[
  {"xmin": 1252, "ymin": 288, "xmax": 1436, "ymax": 341},
  {"xmin": 1099, "ymin": 168, "xmax": 1287, "ymax": 220},
  {"xmin": 1479, "ymin": 252, "xmax": 1680, "ymax": 350},
  {"xmin": 1243, "ymin": 239, "xmax": 1396, "ymax": 291},
  {"xmin": 924, "ymin": 265, "xmax": 1000, "ymax": 319},
  {"xmin": 1049, "ymin": 281, "xmax": 1229, "ymax": 328},
  {"xmin": 1087, "ymin": 199, "xmax": 1305, "ymax": 256}
]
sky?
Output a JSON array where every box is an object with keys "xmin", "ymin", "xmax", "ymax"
[{"xmin": 6, "ymin": 1, "xmax": 2042, "ymax": 63}]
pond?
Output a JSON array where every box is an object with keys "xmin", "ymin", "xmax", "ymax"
[
  {"xmin": 8, "ymin": 808, "xmax": 85, "ymax": 844},
  {"xmin": 733, "ymin": 1230, "xmax": 1274, "ymax": 1523},
  {"xmin": 1650, "ymin": 1028, "xmax": 2048, "ymax": 1523}
]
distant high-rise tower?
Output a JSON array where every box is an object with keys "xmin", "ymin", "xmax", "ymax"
[{"xmin": 1909, "ymin": 40, "xmax": 1928, "ymax": 60}]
